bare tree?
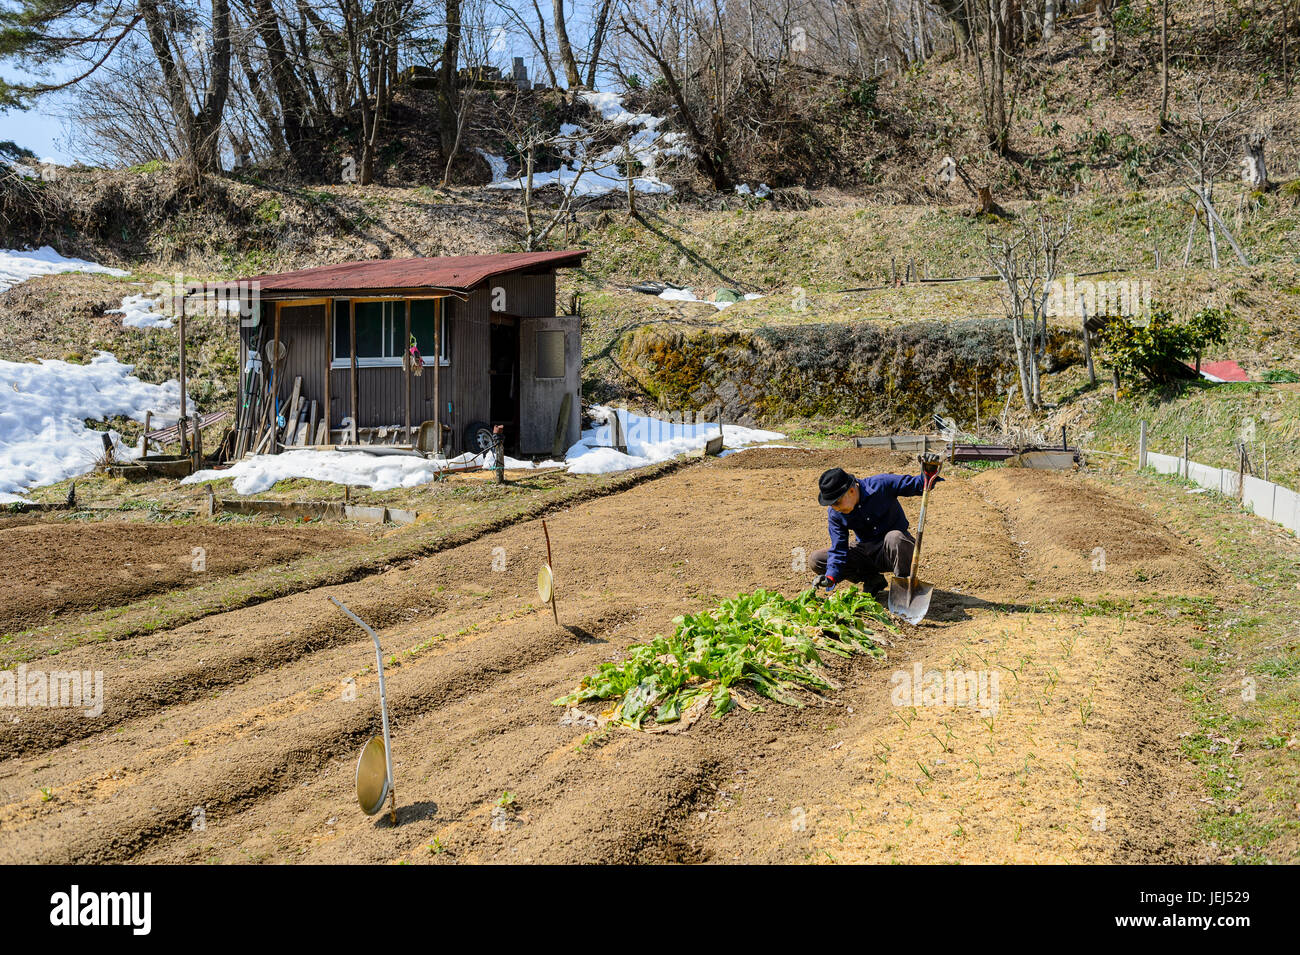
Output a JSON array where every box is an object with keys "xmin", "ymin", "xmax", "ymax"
[
  {"xmin": 3, "ymin": 0, "xmax": 232, "ymax": 173},
  {"xmin": 987, "ymin": 211, "xmax": 1072, "ymax": 412},
  {"xmin": 1169, "ymin": 87, "xmax": 1251, "ymax": 268}
]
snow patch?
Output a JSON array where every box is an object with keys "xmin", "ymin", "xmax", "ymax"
[
  {"xmin": 488, "ymin": 90, "xmax": 690, "ymax": 197},
  {"xmin": 109, "ymin": 294, "xmax": 173, "ymax": 329},
  {"xmin": 0, "ymin": 352, "xmax": 188, "ymax": 496},
  {"xmin": 563, "ymin": 406, "xmax": 784, "ymax": 474},
  {"xmin": 0, "ymin": 246, "xmax": 129, "ymax": 294},
  {"xmin": 657, "ymin": 287, "xmax": 763, "ymax": 310},
  {"xmin": 475, "ymin": 148, "xmax": 509, "ymax": 183},
  {"xmin": 183, "ymin": 407, "xmax": 784, "ymax": 494}
]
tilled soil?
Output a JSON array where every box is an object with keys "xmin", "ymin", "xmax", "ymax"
[
  {"xmin": 0, "ymin": 518, "xmax": 369, "ymax": 636},
  {"xmin": 0, "ymin": 449, "xmax": 1215, "ymax": 863}
]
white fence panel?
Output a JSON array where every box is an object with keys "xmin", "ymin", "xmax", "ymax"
[
  {"xmin": 1147, "ymin": 452, "xmax": 1181, "ymax": 476},
  {"xmin": 1144, "ymin": 443, "xmax": 1295, "ymax": 536},
  {"xmin": 1242, "ymin": 474, "xmax": 1276, "ymax": 521},
  {"xmin": 1188, "ymin": 460, "xmax": 1221, "ymax": 489},
  {"xmin": 1273, "ymin": 485, "xmax": 1300, "ymax": 534}
]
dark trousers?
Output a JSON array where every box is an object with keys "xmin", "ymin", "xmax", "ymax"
[{"xmin": 811, "ymin": 529, "xmax": 915, "ymax": 583}]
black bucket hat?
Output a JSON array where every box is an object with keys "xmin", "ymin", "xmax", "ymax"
[{"xmin": 818, "ymin": 467, "xmax": 855, "ymax": 506}]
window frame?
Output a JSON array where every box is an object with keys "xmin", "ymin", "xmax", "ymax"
[
  {"xmin": 330, "ymin": 297, "xmax": 451, "ymax": 369},
  {"xmin": 534, "ymin": 329, "xmax": 566, "ymax": 380}
]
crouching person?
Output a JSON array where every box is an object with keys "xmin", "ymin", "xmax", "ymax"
[{"xmin": 809, "ymin": 466, "xmax": 938, "ymax": 593}]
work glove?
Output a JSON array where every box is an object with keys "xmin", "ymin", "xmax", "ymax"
[{"xmin": 814, "ymin": 574, "xmax": 837, "ymax": 593}]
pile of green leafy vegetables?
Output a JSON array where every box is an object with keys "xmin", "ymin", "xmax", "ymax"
[{"xmin": 554, "ymin": 586, "xmax": 894, "ymax": 728}]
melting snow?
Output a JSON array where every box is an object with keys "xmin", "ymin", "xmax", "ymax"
[
  {"xmin": 476, "ymin": 148, "xmax": 509, "ymax": 183},
  {"xmin": 0, "ymin": 353, "xmax": 187, "ymax": 496},
  {"xmin": 109, "ymin": 294, "xmax": 174, "ymax": 329},
  {"xmin": 488, "ymin": 91, "xmax": 690, "ymax": 197},
  {"xmin": 184, "ymin": 406, "xmax": 785, "ymax": 494},
  {"xmin": 657, "ymin": 287, "xmax": 763, "ymax": 310},
  {"xmin": 0, "ymin": 246, "xmax": 128, "ymax": 294}
]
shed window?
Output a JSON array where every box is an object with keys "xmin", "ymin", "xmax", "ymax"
[
  {"xmin": 332, "ymin": 299, "xmax": 450, "ymax": 367},
  {"xmin": 536, "ymin": 330, "xmax": 565, "ymax": 379}
]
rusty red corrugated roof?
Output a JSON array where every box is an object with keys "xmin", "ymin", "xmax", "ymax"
[{"xmin": 207, "ymin": 250, "xmax": 588, "ymax": 296}]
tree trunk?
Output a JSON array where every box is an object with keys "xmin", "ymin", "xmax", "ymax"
[
  {"xmin": 584, "ymin": 0, "xmax": 614, "ymax": 88},
  {"xmin": 1158, "ymin": 0, "xmax": 1170, "ymax": 131},
  {"xmin": 439, "ymin": 0, "xmax": 462, "ymax": 156},
  {"xmin": 251, "ymin": 0, "xmax": 318, "ymax": 177},
  {"xmin": 552, "ymin": 0, "xmax": 582, "ymax": 87}
]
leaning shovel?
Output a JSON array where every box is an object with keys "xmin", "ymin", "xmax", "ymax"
[
  {"xmin": 329, "ymin": 596, "xmax": 397, "ymax": 823},
  {"xmin": 887, "ymin": 454, "xmax": 943, "ymax": 625}
]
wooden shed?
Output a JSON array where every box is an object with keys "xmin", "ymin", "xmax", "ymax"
[{"xmin": 225, "ymin": 251, "xmax": 587, "ymax": 458}]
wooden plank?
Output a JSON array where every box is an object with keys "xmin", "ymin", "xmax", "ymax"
[
  {"xmin": 307, "ymin": 400, "xmax": 318, "ymax": 448},
  {"xmin": 404, "ymin": 297, "xmax": 412, "ymax": 443},
  {"xmin": 323, "ymin": 304, "xmax": 332, "ymax": 441},
  {"xmin": 280, "ymin": 376, "xmax": 302, "ymax": 445}
]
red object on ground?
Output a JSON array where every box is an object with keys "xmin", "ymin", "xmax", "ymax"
[{"xmin": 1193, "ymin": 360, "xmax": 1249, "ymax": 383}]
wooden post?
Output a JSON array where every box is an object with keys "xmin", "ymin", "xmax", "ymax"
[
  {"xmin": 178, "ymin": 295, "xmax": 189, "ymax": 457},
  {"xmin": 1183, "ymin": 435, "xmax": 1190, "ymax": 479},
  {"xmin": 1112, "ymin": 367, "xmax": 1120, "ymax": 401},
  {"xmin": 1238, "ymin": 444, "xmax": 1246, "ymax": 500},
  {"xmin": 1154, "ymin": 247, "xmax": 1162, "ymax": 270},
  {"xmin": 1060, "ymin": 425, "xmax": 1067, "ymax": 450},
  {"xmin": 1079, "ymin": 295, "xmax": 1097, "ymax": 386},
  {"xmin": 433, "ymin": 298, "xmax": 441, "ymax": 455},
  {"xmin": 324, "ymin": 303, "xmax": 332, "ymax": 444},
  {"xmin": 1138, "ymin": 420, "xmax": 1148, "ymax": 469},
  {"xmin": 141, "ymin": 410, "xmax": 152, "ymax": 456},
  {"xmin": 272, "ymin": 302, "xmax": 282, "ymax": 454},
  {"xmin": 349, "ymin": 299, "xmax": 359, "ymax": 446},
  {"xmin": 205, "ymin": 483, "xmax": 215, "ymax": 519},
  {"xmin": 403, "ymin": 298, "xmax": 412, "ymax": 444}
]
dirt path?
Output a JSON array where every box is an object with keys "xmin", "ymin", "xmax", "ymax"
[{"xmin": 0, "ymin": 449, "xmax": 1213, "ymax": 863}]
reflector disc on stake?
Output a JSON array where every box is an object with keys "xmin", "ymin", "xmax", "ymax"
[
  {"xmin": 538, "ymin": 563, "xmax": 553, "ymax": 603},
  {"xmin": 356, "ymin": 734, "xmax": 390, "ymax": 816}
]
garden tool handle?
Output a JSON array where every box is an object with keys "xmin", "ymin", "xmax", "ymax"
[{"xmin": 907, "ymin": 457, "xmax": 943, "ymax": 584}]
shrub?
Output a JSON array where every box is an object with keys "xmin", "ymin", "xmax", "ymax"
[{"xmin": 1097, "ymin": 306, "xmax": 1232, "ymax": 385}]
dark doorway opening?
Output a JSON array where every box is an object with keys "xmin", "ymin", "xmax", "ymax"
[{"xmin": 489, "ymin": 320, "xmax": 520, "ymax": 453}]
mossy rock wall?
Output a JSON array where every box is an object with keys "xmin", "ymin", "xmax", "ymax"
[{"xmin": 617, "ymin": 319, "xmax": 1082, "ymax": 428}]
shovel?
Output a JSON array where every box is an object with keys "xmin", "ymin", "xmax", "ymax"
[
  {"xmin": 887, "ymin": 454, "xmax": 943, "ymax": 625},
  {"xmin": 329, "ymin": 596, "xmax": 397, "ymax": 823}
]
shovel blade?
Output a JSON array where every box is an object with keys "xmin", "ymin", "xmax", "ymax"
[{"xmin": 888, "ymin": 576, "xmax": 935, "ymax": 625}]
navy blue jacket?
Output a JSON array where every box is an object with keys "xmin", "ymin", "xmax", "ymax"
[{"xmin": 824, "ymin": 474, "xmax": 934, "ymax": 582}]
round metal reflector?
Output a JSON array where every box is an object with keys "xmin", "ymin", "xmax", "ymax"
[
  {"xmin": 538, "ymin": 563, "xmax": 554, "ymax": 604},
  {"xmin": 355, "ymin": 734, "xmax": 390, "ymax": 816}
]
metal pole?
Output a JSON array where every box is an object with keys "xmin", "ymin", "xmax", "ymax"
[
  {"xmin": 1138, "ymin": 420, "xmax": 1148, "ymax": 469},
  {"xmin": 178, "ymin": 295, "xmax": 189, "ymax": 457},
  {"xmin": 1183, "ymin": 435, "xmax": 1190, "ymax": 479}
]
